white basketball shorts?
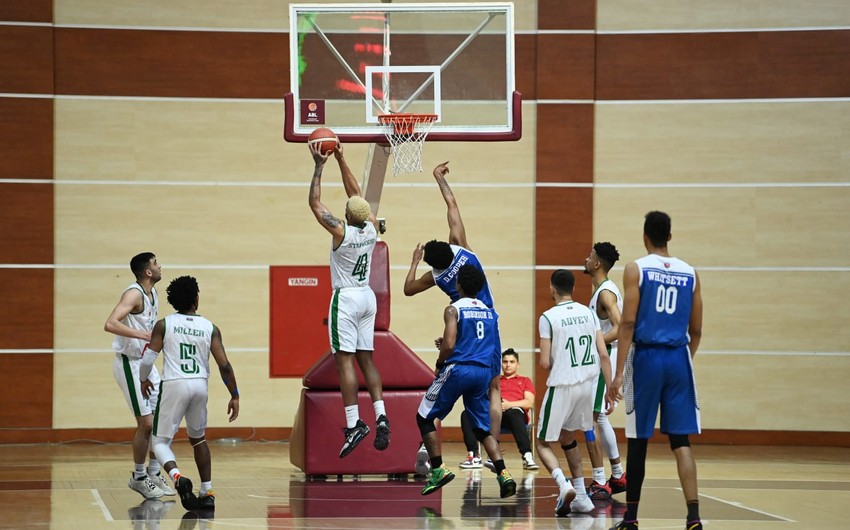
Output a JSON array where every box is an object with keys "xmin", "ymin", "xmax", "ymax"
[
  {"xmin": 328, "ymin": 286, "xmax": 376, "ymax": 353},
  {"xmin": 537, "ymin": 378, "xmax": 596, "ymax": 442},
  {"xmin": 113, "ymin": 353, "xmax": 161, "ymax": 418},
  {"xmin": 153, "ymin": 378, "xmax": 209, "ymax": 439}
]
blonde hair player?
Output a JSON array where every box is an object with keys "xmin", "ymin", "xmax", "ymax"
[{"xmin": 308, "ymin": 141, "xmax": 390, "ymax": 458}]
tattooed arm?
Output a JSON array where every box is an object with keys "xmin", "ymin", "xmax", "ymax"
[
  {"xmin": 432, "ymin": 161, "xmax": 469, "ymax": 249},
  {"xmin": 308, "ymin": 143, "xmax": 345, "ymax": 246}
]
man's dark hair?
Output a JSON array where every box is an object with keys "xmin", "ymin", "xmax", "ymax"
[
  {"xmin": 502, "ymin": 348, "xmax": 519, "ymax": 361},
  {"xmin": 130, "ymin": 252, "xmax": 156, "ymax": 279},
  {"xmin": 593, "ymin": 242, "xmax": 620, "ymax": 271},
  {"xmin": 423, "ymin": 240, "xmax": 454, "ymax": 269},
  {"xmin": 644, "ymin": 210, "xmax": 672, "ymax": 248},
  {"xmin": 457, "ymin": 264, "xmax": 485, "ymax": 299},
  {"xmin": 550, "ymin": 269, "xmax": 575, "ymax": 295},
  {"xmin": 167, "ymin": 276, "xmax": 199, "ymax": 313}
]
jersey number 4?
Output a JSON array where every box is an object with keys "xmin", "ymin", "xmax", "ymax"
[{"xmin": 352, "ymin": 254, "xmax": 369, "ymax": 282}]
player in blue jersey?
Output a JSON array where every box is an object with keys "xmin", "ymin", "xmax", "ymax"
[
  {"xmin": 404, "ymin": 161, "xmax": 502, "ymax": 471},
  {"xmin": 416, "ymin": 265, "xmax": 516, "ymax": 499},
  {"xmin": 607, "ymin": 211, "xmax": 704, "ymax": 530}
]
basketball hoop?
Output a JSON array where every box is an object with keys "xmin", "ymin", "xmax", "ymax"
[{"xmin": 377, "ymin": 113, "xmax": 438, "ymax": 175}]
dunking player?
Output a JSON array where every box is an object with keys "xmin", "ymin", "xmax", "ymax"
[
  {"xmin": 404, "ymin": 161, "xmax": 501, "ymax": 472},
  {"xmin": 309, "ymin": 143, "xmax": 390, "ymax": 458},
  {"xmin": 607, "ymin": 211, "xmax": 704, "ymax": 530},
  {"xmin": 416, "ymin": 264, "xmax": 516, "ymax": 499},
  {"xmin": 140, "ymin": 275, "xmax": 239, "ymax": 511},
  {"xmin": 104, "ymin": 252, "xmax": 175, "ymax": 499},
  {"xmin": 583, "ymin": 242, "xmax": 627, "ymax": 499}
]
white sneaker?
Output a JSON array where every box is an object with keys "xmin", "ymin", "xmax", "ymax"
[
  {"xmin": 459, "ymin": 454, "xmax": 483, "ymax": 469},
  {"xmin": 148, "ymin": 473, "xmax": 176, "ymax": 496},
  {"xmin": 414, "ymin": 443, "xmax": 431, "ymax": 476},
  {"xmin": 555, "ymin": 484, "xmax": 576, "ymax": 517},
  {"xmin": 522, "ymin": 452, "xmax": 539, "ymax": 470},
  {"xmin": 128, "ymin": 473, "xmax": 165, "ymax": 499},
  {"xmin": 569, "ymin": 494, "xmax": 595, "ymax": 513}
]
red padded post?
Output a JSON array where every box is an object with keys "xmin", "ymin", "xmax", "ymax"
[{"xmin": 370, "ymin": 240, "xmax": 390, "ymax": 331}]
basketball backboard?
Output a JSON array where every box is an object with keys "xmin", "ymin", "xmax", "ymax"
[{"xmin": 284, "ymin": 2, "xmax": 520, "ymax": 144}]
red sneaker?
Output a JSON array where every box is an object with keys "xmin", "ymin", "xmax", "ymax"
[
  {"xmin": 608, "ymin": 473, "xmax": 627, "ymax": 494},
  {"xmin": 588, "ymin": 481, "xmax": 612, "ymax": 500}
]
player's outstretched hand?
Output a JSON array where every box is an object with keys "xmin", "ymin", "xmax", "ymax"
[
  {"xmin": 432, "ymin": 161, "xmax": 450, "ymax": 180},
  {"xmin": 227, "ymin": 397, "xmax": 239, "ymax": 422},
  {"xmin": 309, "ymin": 142, "xmax": 332, "ymax": 166},
  {"xmin": 333, "ymin": 143, "xmax": 344, "ymax": 161},
  {"xmin": 411, "ymin": 242, "xmax": 424, "ymax": 265}
]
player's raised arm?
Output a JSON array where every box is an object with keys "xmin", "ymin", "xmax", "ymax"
[
  {"xmin": 308, "ymin": 143, "xmax": 345, "ymax": 245},
  {"xmin": 334, "ymin": 145, "xmax": 378, "ymax": 231},
  {"xmin": 432, "ymin": 162, "xmax": 470, "ymax": 249}
]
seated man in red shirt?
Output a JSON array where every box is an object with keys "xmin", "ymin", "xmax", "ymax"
[{"xmin": 460, "ymin": 348, "xmax": 538, "ymax": 470}]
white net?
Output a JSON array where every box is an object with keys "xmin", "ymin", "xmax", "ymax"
[{"xmin": 377, "ymin": 114, "xmax": 437, "ymax": 175}]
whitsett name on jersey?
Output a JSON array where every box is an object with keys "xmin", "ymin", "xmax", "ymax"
[{"xmin": 646, "ymin": 270, "xmax": 691, "ymax": 287}]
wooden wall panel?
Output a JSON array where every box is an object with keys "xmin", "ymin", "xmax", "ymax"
[
  {"xmin": 593, "ymin": 187, "xmax": 850, "ymax": 268},
  {"xmin": 0, "ymin": 183, "xmax": 53, "ymax": 264},
  {"xmin": 596, "ymin": 31, "xmax": 850, "ymax": 100},
  {"xmin": 538, "ymin": 0, "xmax": 596, "ymax": 30},
  {"xmin": 598, "ymin": 0, "xmax": 850, "ymax": 31},
  {"xmin": 0, "ymin": 269, "xmax": 53, "ymax": 349},
  {"xmin": 0, "ymin": 354, "xmax": 53, "ymax": 428},
  {"xmin": 0, "ymin": 98, "xmax": 53, "ymax": 179},
  {"xmin": 595, "ymin": 101, "xmax": 850, "ymax": 184},
  {"xmin": 535, "ymin": 187, "xmax": 593, "ymax": 266},
  {"xmin": 54, "ymin": 28, "xmax": 289, "ymax": 98},
  {"xmin": 536, "ymin": 104, "xmax": 594, "ymax": 183},
  {"xmin": 0, "ymin": 25, "xmax": 54, "ymax": 94},
  {"xmin": 536, "ymin": 34, "xmax": 595, "ymax": 100},
  {"xmin": 0, "ymin": 1, "xmax": 52, "ymax": 23}
]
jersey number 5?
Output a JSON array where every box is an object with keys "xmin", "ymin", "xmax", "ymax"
[{"xmin": 179, "ymin": 343, "xmax": 200, "ymax": 375}]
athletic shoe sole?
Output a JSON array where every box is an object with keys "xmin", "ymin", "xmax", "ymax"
[{"xmin": 556, "ymin": 488, "xmax": 577, "ymax": 517}]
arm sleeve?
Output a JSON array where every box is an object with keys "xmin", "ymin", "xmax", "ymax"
[{"xmin": 139, "ymin": 348, "xmax": 159, "ymax": 381}]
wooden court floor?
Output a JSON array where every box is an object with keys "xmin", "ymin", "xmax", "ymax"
[{"xmin": 1, "ymin": 441, "xmax": 847, "ymax": 529}]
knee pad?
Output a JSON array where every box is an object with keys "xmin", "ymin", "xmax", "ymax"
[
  {"xmin": 472, "ymin": 427, "xmax": 490, "ymax": 444},
  {"xmin": 416, "ymin": 413, "xmax": 436, "ymax": 436},
  {"xmin": 669, "ymin": 434, "xmax": 690, "ymax": 450},
  {"xmin": 560, "ymin": 440, "xmax": 578, "ymax": 451}
]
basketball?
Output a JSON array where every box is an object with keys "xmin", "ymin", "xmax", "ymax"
[{"xmin": 307, "ymin": 127, "xmax": 339, "ymax": 155}]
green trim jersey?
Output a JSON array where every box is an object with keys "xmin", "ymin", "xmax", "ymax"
[
  {"xmin": 588, "ymin": 279, "xmax": 623, "ymax": 356},
  {"xmin": 538, "ymin": 301, "xmax": 602, "ymax": 386},
  {"xmin": 330, "ymin": 222, "xmax": 377, "ymax": 289},
  {"xmin": 112, "ymin": 282, "xmax": 158, "ymax": 358},
  {"xmin": 161, "ymin": 313, "xmax": 213, "ymax": 381}
]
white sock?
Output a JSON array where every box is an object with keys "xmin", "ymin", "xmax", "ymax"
[
  {"xmin": 133, "ymin": 464, "xmax": 146, "ymax": 479},
  {"xmin": 147, "ymin": 460, "xmax": 161, "ymax": 477},
  {"xmin": 573, "ymin": 476, "xmax": 587, "ymax": 498},
  {"xmin": 373, "ymin": 400, "xmax": 386, "ymax": 418},
  {"xmin": 611, "ymin": 462, "xmax": 624, "ymax": 479},
  {"xmin": 344, "ymin": 405, "xmax": 359, "ymax": 429},
  {"xmin": 593, "ymin": 466, "xmax": 606, "ymax": 485},
  {"xmin": 168, "ymin": 467, "xmax": 181, "ymax": 481},
  {"xmin": 200, "ymin": 481, "xmax": 212, "ymax": 495},
  {"xmin": 552, "ymin": 468, "xmax": 569, "ymax": 491}
]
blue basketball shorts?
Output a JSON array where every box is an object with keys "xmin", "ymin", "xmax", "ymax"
[{"xmin": 418, "ymin": 362, "xmax": 492, "ymax": 432}]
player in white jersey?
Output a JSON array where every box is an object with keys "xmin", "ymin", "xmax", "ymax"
[
  {"xmin": 104, "ymin": 252, "xmax": 175, "ymax": 499},
  {"xmin": 583, "ymin": 242, "xmax": 627, "ymax": 500},
  {"xmin": 537, "ymin": 269, "xmax": 613, "ymax": 517},
  {"xmin": 309, "ymin": 142, "xmax": 390, "ymax": 458},
  {"xmin": 140, "ymin": 275, "xmax": 239, "ymax": 512},
  {"xmin": 607, "ymin": 211, "xmax": 704, "ymax": 530}
]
